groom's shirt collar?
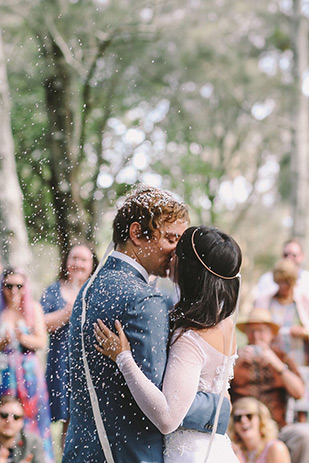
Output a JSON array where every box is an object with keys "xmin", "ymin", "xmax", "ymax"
[{"xmin": 111, "ymin": 250, "xmax": 149, "ymax": 283}]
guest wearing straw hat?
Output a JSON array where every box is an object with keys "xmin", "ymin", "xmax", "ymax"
[{"xmin": 230, "ymin": 307, "xmax": 309, "ymax": 463}]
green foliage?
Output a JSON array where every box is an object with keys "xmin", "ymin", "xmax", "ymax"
[{"xmin": 0, "ymin": 0, "xmax": 299, "ymax": 256}]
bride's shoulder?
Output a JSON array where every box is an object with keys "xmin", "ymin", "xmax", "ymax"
[
  {"xmin": 170, "ymin": 328, "xmax": 198, "ymax": 346},
  {"xmin": 222, "ymin": 316, "xmax": 235, "ymax": 332}
]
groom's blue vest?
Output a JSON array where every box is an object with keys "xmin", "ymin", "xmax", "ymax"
[{"xmin": 62, "ymin": 256, "xmax": 230, "ymax": 463}]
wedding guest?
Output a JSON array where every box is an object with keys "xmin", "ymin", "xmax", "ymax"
[
  {"xmin": 40, "ymin": 243, "xmax": 97, "ymax": 449},
  {"xmin": 0, "ymin": 395, "xmax": 45, "ymax": 463},
  {"xmin": 229, "ymin": 397, "xmax": 290, "ymax": 463},
  {"xmin": 256, "ymin": 238, "xmax": 309, "ymax": 296},
  {"xmin": 255, "ymin": 259, "xmax": 309, "ymax": 367},
  {"xmin": 231, "ymin": 308, "xmax": 309, "ymax": 463},
  {"xmin": 0, "ymin": 268, "xmax": 54, "ymax": 463}
]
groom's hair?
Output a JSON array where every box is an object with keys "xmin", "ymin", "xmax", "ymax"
[{"xmin": 113, "ymin": 185, "xmax": 189, "ymax": 246}]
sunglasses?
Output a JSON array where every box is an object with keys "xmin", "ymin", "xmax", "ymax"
[
  {"xmin": 233, "ymin": 413, "xmax": 255, "ymax": 423},
  {"xmin": 0, "ymin": 412, "xmax": 23, "ymax": 421},
  {"xmin": 283, "ymin": 252, "xmax": 298, "ymax": 258},
  {"xmin": 3, "ymin": 283, "xmax": 24, "ymax": 290}
]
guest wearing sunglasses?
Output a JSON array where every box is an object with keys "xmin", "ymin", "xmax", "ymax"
[
  {"xmin": 230, "ymin": 308, "xmax": 309, "ymax": 463},
  {"xmin": 255, "ymin": 238, "xmax": 309, "ymax": 297},
  {"xmin": 0, "ymin": 395, "xmax": 45, "ymax": 463},
  {"xmin": 228, "ymin": 397, "xmax": 290, "ymax": 463},
  {"xmin": 0, "ymin": 269, "xmax": 54, "ymax": 463},
  {"xmin": 255, "ymin": 259, "xmax": 309, "ymax": 369}
]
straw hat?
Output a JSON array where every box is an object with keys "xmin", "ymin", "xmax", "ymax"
[{"xmin": 236, "ymin": 307, "xmax": 280, "ymax": 335}]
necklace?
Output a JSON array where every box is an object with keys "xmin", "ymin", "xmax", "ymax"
[{"xmin": 244, "ymin": 445, "xmax": 263, "ymax": 463}]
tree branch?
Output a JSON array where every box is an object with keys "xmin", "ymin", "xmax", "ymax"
[{"xmin": 44, "ymin": 15, "xmax": 87, "ymax": 77}]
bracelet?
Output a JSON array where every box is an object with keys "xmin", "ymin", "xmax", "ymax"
[{"xmin": 279, "ymin": 364, "xmax": 289, "ymax": 375}]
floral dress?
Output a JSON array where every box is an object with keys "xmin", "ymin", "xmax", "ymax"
[{"xmin": 0, "ymin": 319, "xmax": 55, "ymax": 463}]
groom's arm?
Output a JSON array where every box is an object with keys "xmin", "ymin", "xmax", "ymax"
[
  {"xmin": 123, "ymin": 294, "xmax": 170, "ymax": 387},
  {"xmin": 182, "ymin": 392, "xmax": 231, "ymax": 435},
  {"xmin": 123, "ymin": 292, "xmax": 230, "ymax": 434}
]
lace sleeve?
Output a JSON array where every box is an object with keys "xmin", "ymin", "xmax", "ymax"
[{"xmin": 116, "ymin": 331, "xmax": 205, "ymax": 434}]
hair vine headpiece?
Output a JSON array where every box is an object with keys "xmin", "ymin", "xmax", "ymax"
[{"xmin": 191, "ymin": 228, "xmax": 240, "ymax": 280}]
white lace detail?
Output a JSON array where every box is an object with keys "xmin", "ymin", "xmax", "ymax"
[
  {"xmin": 163, "ymin": 330, "xmax": 238, "ymax": 457},
  {"xmin": 164, "ymin": 429, "xmax": 203, "ymax": 456},
  {"xmin": 212, "ymin": 354, "xmax": 238, "ymax": 393},
  {"xmin": 116, "ymin": 326, "xmax": 239, "ymax": 462},
  {"xmin": 180, "ymin": 330, "xmax": 238, "ymax": 394},
  {"xmin": 164, "ymin": 429, "xmax": 234, "ymax": 459}
]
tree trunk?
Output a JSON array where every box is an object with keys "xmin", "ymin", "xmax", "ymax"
[
  {"xmin": 43, "ymin": 38, "xmax": 88, "ymax": 253},
  {"xmin": 0, "ymin": 29, "xmax": 32, "ymax": 269},
  {"xmin": 291, "ymin": 1, "xmax": 309, "ymax": 246}
]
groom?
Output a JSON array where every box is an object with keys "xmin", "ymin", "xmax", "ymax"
[{"xmin": 62, "ymin": 186, "xmax": 231, "ymax": 463}]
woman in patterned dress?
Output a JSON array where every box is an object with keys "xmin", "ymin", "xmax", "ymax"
[{"xmin": 0, "ymin": 268, "xmax": 54, "ymax": 463}]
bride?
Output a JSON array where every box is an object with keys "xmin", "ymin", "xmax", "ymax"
[{"xmin": 94, "ymin": 225, "xmax": 241, "ymax": 463}]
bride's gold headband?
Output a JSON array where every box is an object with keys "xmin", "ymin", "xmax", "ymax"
[{"xmin": 191, "ymin": 228, "xmax": 240, "ymax": 280}]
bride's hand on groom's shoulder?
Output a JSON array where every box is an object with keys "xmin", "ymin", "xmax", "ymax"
[{"xmin": 94, "ymin": 319, "xmax": 130, "ymax": 362}]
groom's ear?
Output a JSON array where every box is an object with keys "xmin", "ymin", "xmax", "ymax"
[{"xmin": 129, "ymin": 222, "xmax": 143, "ymax": 245}]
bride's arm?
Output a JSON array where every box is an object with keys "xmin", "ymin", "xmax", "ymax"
[{"xmin": 94, "ymin": 320, "xmax": 203, "ymax": 434}]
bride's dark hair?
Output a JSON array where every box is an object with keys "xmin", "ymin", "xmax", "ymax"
[{"xmin": 170, "ymin": 226, "xmax": 242, "ymax": 335}]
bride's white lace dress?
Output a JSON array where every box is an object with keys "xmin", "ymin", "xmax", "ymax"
[{"xmin": 116, "ymin": 328, "xmax": 239, "ymax": 463}]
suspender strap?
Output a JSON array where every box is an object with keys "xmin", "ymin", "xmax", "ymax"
[
  {"xmin": 81, "ymin": 241, "xmax": 115, "ymax": 463},
  {"xmin": 203, "ymin": 275, "xmax": 242, "ymax": 463}
]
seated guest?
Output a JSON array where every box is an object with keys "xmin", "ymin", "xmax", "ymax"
[
  {"xmin": 0, "ymin": 395, "xmax": 45, "ymax": 463},
  {"xmin": 230, "ymin": 308, "xmax": 309, "ymax": 463},
  {"xmin": 229, "ymin": 397, "xmax": 290, "ymax": 462}
]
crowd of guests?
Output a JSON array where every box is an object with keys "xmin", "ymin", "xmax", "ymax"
[
  {"xmin": 229, "ymin": 238, "xmax": 309, "ymax": 463},
  {"xmin": 0, "ymin": 244, "xmax": 97, "ymax": 462},
  {"xmin": 0, "ymin": 235, "xmax": 309, "ymax": 462}
]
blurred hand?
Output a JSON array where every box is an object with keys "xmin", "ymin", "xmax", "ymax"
[
  {"xmin": 20, "ymin": 453, "xmax": 33, "ymax": 463},
  {"xmin": 15, "ymin": 327, "xmax": 30, "ymax": 349},
  {"xmin": 251, "ymin": 342, "xmax": 287, "ymax": 372},
  {"xmin": 15, "ymin": 326, "xmax": 24, "ymax": 341},
  {"xmin": 0, "ymin": 329, "xmax": 12, "ymax": 351},
  {"xmin": 0, "ymin": 446, "xmax": 9, "ymax": 463},
  {"xmin": 65, "ymin": 299, "xmax": 75, "ymax": 318},
  {"xmin": 238, "ymin": 345, "xmax": 262, "ymax": 363},
  {"xmin": 290, "ymin": 325, "xmax": 307, "ymax": 339}
]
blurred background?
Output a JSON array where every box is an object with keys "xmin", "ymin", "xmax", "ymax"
[{"xmin": 1, "ymin": 0, "xmax": 309, "ymax": 312}]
